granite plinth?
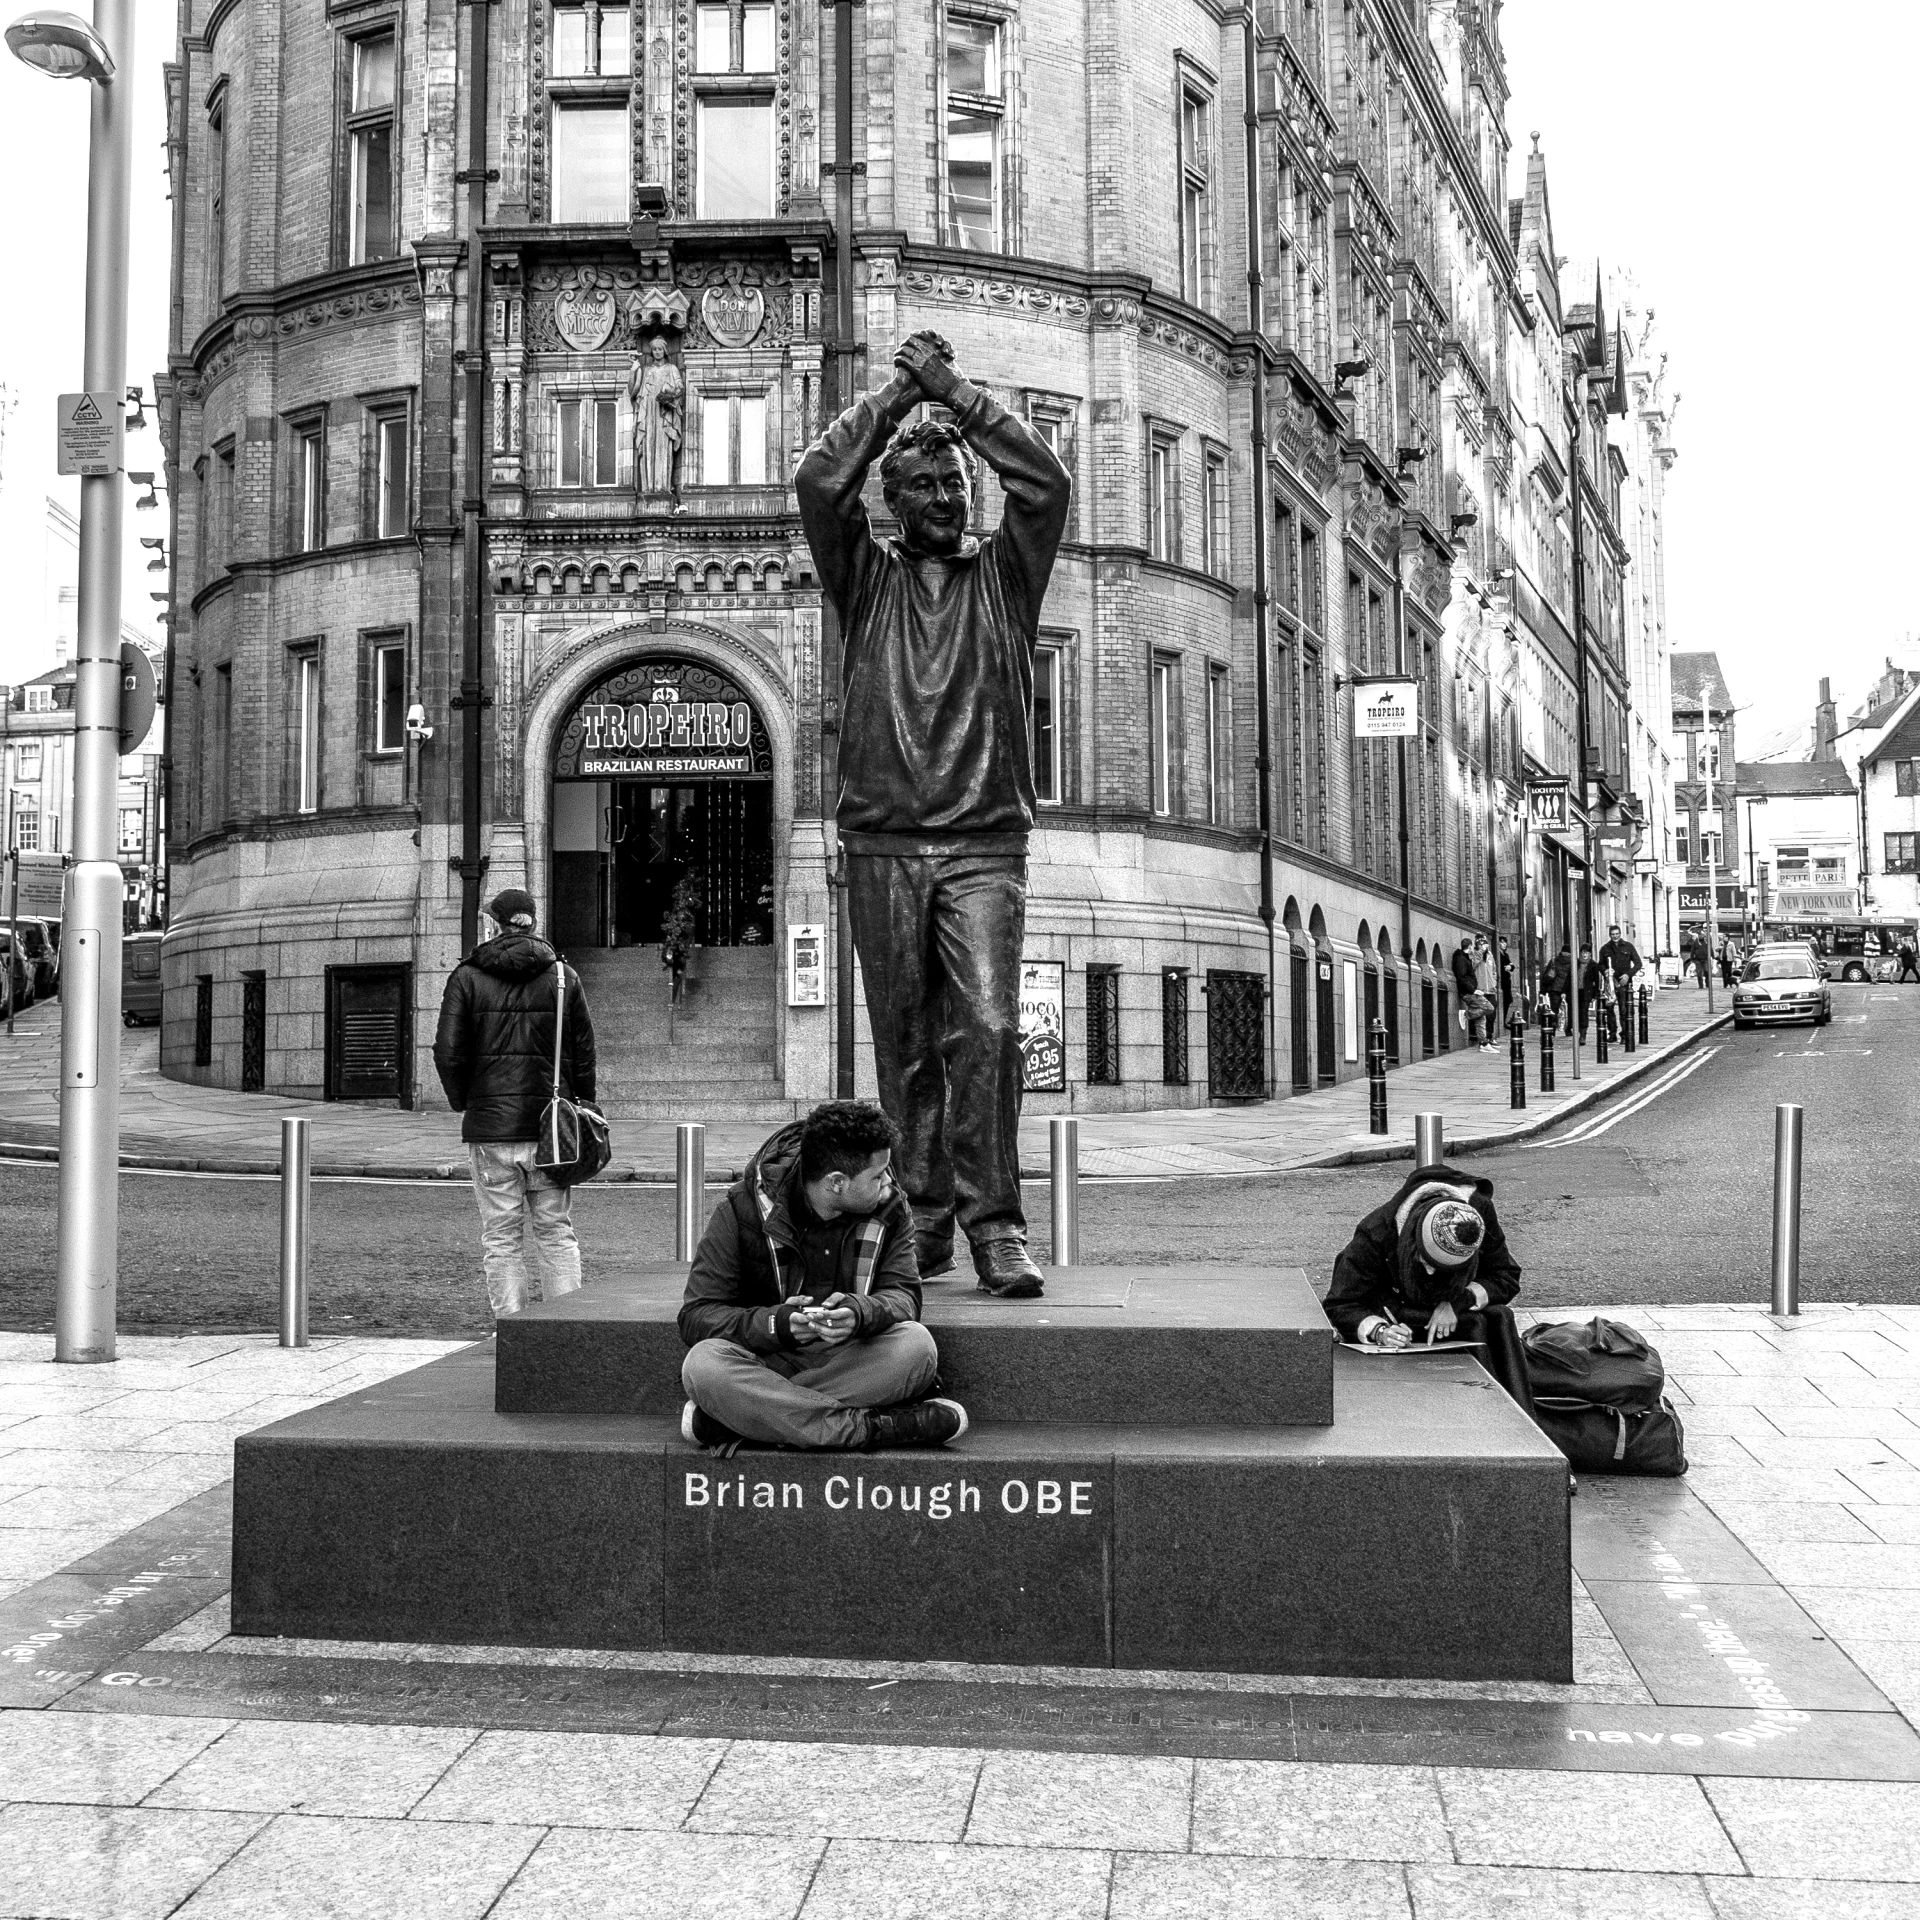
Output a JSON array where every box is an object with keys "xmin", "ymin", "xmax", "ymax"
[
  {"xmin": 231, "ymin": 1342, "xmax": 1571, "ymax": 1680},
  {"xmin": 494, "ymin": 1266, "xmax": 1336, "ymax": 1428}
]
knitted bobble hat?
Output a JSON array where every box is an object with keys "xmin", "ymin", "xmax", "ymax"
[{"xmin": 1418, "ymin": 1200, "xmax": 1483, "ymax": 1269}]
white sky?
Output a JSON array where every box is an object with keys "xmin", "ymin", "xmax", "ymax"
[{"xmin": 1, "ymin": 6, "xmax": 1913, "ymax": 751}]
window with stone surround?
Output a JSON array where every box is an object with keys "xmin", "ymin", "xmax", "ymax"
[
  {"xmin": 368, "ymin": 634, "xmax": 408, "ymax": 757},
  {"xmin": 1177, "ymin": 70, "xmax": 1216, "ymax": 310},
  {"xmin": 368, "ymin": 401, "xmax": 411, "ymax": 539},
  {"xmin": 1895, "ymin": 758, "xmax": 1920, "ymax": 797},
  {"xmin": 1147, "ymin": 426, "xmax": 1180, "ymax": 564},
  {"xmin": 692, "ymin": 1, "xmax": 776, "ymax": 219},
  {"xmin": 1025, "ymin": 394, "xmax": 1077, "ymax": 538},
  {"xmin": 549, "ymin": 2, "xmax": 634, "ymax": 222},
  {"xmin": 1201, "ymin": 442, "xmax": 1229, "ymax": 577},
  {"xmin": 1150, "ymin": 652, "xmax": 1179, "ymax": 817},
  {"xmin": 941, "ymin": 11, "xmax": 1004, "ymax": 250},
  {"xmin": 287, "ymin": 414, "xmax": 327, "ymax": 554},
  {"xmin": 1207, "ymin": 662, "xmax": 1232, "ymax": 827},
  {"xmin": 1032, "ymin": 639, "xmax": 1063, "ymax": 805},
  {"xmin": 287, "ymin": 642, "xmax": 324, "ymax": 815},
  {"xmin": 13, "ymin": 742, "xmax": 41, "ymax": 783},
  {"xmin": 205, "ymin": 82, "xmax": 228, "ymax": 312},
  {"xmin": 211, "ymin": 439, "xmax": 236, "ymax": 573},
  {"xmin": 12, "ymin": 798, "xmax": 38, "ymax": 853},
  {"xmin": 1886, "ymin": 831, "xmax": 1917, "ymax": 874},
  {"xmin": 698, "ymin": 390, "xmax": 769, "ymax": 486},
  {"xmin": 343, "ymin": 27, "xmax": 397, "ymax": 264},
  {"xmin": 556, "ymin": 394, "xmax": 621, "ymax": 488},
  {"xmin": 210, "ymin": 662, "xmax": 233, "ymax": 828}
]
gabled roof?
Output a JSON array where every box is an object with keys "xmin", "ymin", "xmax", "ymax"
[
  {"xmin": 1670, "ymin": 652, "xmax": 1734, "ymax": 714},
  {"xmin": 1862, "ymin": 681, "xmax": 1920, "ymax": 769},
  {"xmin": 1734, "ymin": 761, "xmax": 1856, "ymax": 798}
]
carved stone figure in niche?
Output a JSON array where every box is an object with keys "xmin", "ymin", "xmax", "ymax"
[{"xmin": 629, "ymin": 336, "xmax": 684, "ymax": 499}]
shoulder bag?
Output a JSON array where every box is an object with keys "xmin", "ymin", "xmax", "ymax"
[{"xmin": 536, "ymin": 959, "xmax": 612, "ymax": 1186}]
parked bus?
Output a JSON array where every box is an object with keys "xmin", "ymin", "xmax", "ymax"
[{"xmin": 1757, "ymin": 914, "xmax": 1917, "ymax": 983}]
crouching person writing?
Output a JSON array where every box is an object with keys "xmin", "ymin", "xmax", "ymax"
[
  {"xmin": 1323, "ymin": 1165, "xmax": 1536, "ymax": 1415},
  {"xmin": 680, "ymin": 1099, "xmax": 969, "ymax": 1453}
]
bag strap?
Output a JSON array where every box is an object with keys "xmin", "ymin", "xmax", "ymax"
[{"xmin": 551, "ymin": 959, "xmax": 566, "ymax": 1101}]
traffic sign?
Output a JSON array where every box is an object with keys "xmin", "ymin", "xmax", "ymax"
[
  {"xmin": 57, "ymin": 391, "xmax": 123, "ymax": 476},
  {"xmin": 118, "ymin": 643, "xmax": 157, "ymax": 754}
]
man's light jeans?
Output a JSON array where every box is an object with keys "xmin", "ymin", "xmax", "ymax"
[{"xmin": 467, "ymin": 1140, "xmax": 582, "ymax": 1317}]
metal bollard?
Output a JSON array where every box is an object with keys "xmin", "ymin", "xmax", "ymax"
[
  {"xmin": 1508, "ymin": 1013, "xmax": 1527, "ymax": 1110},
  {"xmin": 1366, "ymin": 1018, "xmax": 1389, "ymax": 1136},
  {"xmin": 1770, "ymin": 1103, "xmax": 1803, "ymax": 1316},
  {"xmin": 1049, "ymin": 1115, "xmax": 1080, "ymax": 1267},
  {"xmin": 1414, "ymin": 1112, "xmax": 1445, "ymax": 1168},
  {"xmin": 1538, "ymin": 1002, "xmax": 1556, "ymax": 1093},
  {"xmin": 1618, "ymin": 987, "xmax": 1636, "ymax": 1054},
  {"xmin": 1638, "ymin": 983, "xmax": 1650, "ymax": 1046},
  {"xmin": 1594, "ymin": 997, "xmax": 1611, "ymax": 1065},
  {"xmin": 674, "ymin": 1122, "xmax": 707, "ymax": 1262},
  {"xmin": 277, "ymin": 1117, "xmax": 311, "ymax": 1349}
]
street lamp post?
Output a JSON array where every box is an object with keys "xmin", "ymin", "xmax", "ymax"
[
  {"xmin": 8, "ymin": 3, "xmax": 135, "ymax": 1363},
  {"xmin": 1699, "ymin": 680, "xmax": 1719, "ymax": 1017}
]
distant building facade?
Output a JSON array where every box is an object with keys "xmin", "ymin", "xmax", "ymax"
[
  {"xmin": 155, "ymin": 0, "xmax": 1681, "ymax": 1113},
  {"xmin": 1668, "ymin": 651, "xmax": 1741, "ymax": 949},
  {"xmin": 1732, "ymin": 759, "xmax": 1861, "ymax": 929}
]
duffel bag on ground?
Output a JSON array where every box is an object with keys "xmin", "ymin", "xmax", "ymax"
[
  {"xmin": 1532, "ymin": 1396, "xmax": 1688, "ymax": 1476},
  {"xmin": 1522, "ymin": 1316, "xmax": 1667, "ymax": 1410}
]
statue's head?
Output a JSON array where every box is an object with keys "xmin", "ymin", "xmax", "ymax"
[
  {"xmin": 648, "ymin": 336, "xmax": 668, "ymax": 360},
  {"xmin": 880, "ymin": 420, "xmax": 976, "ymax": 557}
]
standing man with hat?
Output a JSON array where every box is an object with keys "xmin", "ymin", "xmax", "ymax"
[{"xmin": 433, "ymin": 888, "xmax": 599, "ymax": 1319}]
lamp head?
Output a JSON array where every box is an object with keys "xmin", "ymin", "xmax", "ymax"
[{"xmin": 5, "ymin": 10, "xmax": 114, "ymax": 81}]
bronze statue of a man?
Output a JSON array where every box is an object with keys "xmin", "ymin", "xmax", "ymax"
[{"xmin": 796, "ymin": 330, "xmax": 1072, "ymax": 1298}]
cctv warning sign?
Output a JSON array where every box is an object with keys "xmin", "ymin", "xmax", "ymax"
[{"xmin": 57, "ymin": 392, "xmax": 122, "ymax": 476}]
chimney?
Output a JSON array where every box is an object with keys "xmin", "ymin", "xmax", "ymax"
[{"xmin": 1814, "ymin": 677, "xmax": 1837, "ymax": 761}]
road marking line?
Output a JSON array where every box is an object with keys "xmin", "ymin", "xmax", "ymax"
[
  {"xmin": 1543, "ymin": 1049, "xmax": 1719, "ymax": 1148},
  {"xmin": 1545, "ymin": 1052, "xmax": 1707, "ymax": 1143}
]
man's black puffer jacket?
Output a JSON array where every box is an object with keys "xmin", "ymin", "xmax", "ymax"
[{"xmin": 432, "ymin": 933, "xmax": 597, "ymax": 1142}]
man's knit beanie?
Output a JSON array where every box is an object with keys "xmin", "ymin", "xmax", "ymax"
[
  {"xmin": 1418, "ymin": 1200, "xmax": 1483, "ymax": 1269},
  {"xmin": 488, "ymin": 888, "xmax": 537, "ymax": 928}
]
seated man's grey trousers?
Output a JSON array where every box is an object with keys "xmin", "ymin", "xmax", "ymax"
[{"xmin": 682, "ymin": 1320, "xmax": 939, "ymax": 1449}]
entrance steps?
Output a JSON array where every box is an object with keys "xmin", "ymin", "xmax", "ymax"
[
  {"xmin": 230, "ymin": 1265, "xmax": 1573, "ymax": 1679},
  {"xmin": 566, "ymin": 946, "xmax": 802, "ymax": 1124}
]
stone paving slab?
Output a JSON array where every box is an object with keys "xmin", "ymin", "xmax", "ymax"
[
  {"xmin": 0, "ymin": 990, "xmax": 1731, "ymax": 1181},
  {"xmin": 6, "ymin": 1310, "xmax": 1920, "ymax": 1907}
]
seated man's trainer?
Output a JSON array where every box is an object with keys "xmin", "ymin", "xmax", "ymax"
[
  {"xmin": 679, "ymin": 1099, "xmax": 968, "ymax": 1453},
  {"xmin": 1323, "ymin": 1164, "xmax": 1536, "ymax": 1413}
]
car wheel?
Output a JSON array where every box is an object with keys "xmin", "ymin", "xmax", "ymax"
[{"xmin": 1844, "ymin": 963, "xmax": 1867, "ymax": 984}]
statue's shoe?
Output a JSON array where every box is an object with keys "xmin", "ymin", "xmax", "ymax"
[{"xmin": 973, "ymin": 1239, "xmax": 1045, "ymax": 1299}]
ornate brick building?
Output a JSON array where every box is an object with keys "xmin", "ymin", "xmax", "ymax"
[{"xmin": 156, "ymin": 0, "xmax": 1665, "ymax": 1114}]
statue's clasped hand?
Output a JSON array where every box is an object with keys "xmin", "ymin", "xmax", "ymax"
[{"xmin": 894, "ymin": 329, "xmax": 960, "ymax": 403}]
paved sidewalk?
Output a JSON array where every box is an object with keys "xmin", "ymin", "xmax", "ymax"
[
  {"xmin": 5, "ymin": 1304, "xmax": 1920, "ymax": 1913},
  {"xmin": 0, "ymin": 988, "xmax": 1730, "ymax": 1183}
]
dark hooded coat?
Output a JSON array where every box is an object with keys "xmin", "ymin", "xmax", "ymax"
[
  {"xmin": 1322, "ymin": 1163, "xmax": 1521, "ymax": 1343},
  {"xmin": 432, "ymin": 932, "xmax": 596, "ymax": 1142},
  {"xmin": 679, "ymin": 1120, "xmax": 921, "ymax": 1354}
]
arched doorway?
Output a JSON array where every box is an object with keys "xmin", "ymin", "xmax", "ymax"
[
  {"xmin": 1309, "ymin": 906, "xmax": 1336, "ymax": 1086},
  {"xmin": 549, "ymin": 655, "xmax": 776, "ymax": 953},
  {"xmin": 1284, "ymin": 898, "xmax": 1310, "ymax": 1094}
]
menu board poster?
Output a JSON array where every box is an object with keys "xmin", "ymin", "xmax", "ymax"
[{"xmin": 1018, "ymin": 960, "xmax": 1066, "ymax": 1093}]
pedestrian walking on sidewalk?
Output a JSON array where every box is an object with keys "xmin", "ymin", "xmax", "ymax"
[
  {"xmin": 1576, "ymin": 943, "xmax": 1603, "ymax": 1044},
  {"xmin": 433, "ymin": 888, "xmax": 599, "ymax": 1320},
  {"xmin": 1689, "ymin": 930, "xmax": 1711, "ymax": 989},
  {"xmin": 1498, "ymin": 936, "xmax": 1515, "ymax": 1021},
  {"xmin": 1897, "ymin": 936, "xmax": 1920, "ymax": 984},
  {"xmin": 1717, "ymin": 935, "xmax": 1737, "ymax": 990},
  {"xmin": 678, "ymin": 1099, "xmax": 967, "ymax": 1454},
  {"xmin": 1544, "ymin": 943, "xmax": 1573, "ymax": 1035}
]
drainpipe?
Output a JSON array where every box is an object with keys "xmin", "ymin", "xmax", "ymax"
[
  {"xmin": 829, "ymin": 0, "xmax": 857, "ymax": 1097},
  {"xmin": 1566, "ymin": 378, "xmax": 1594, "ymax": 949},
  {"xmin": 456, "ymin": 0, "xmax": 493, "ymax": 956},
  {"xmin": 1390, "ymin": 564, "xmax": 1411, "ymax": 963},
  {"xmin": 1242, "ymin": 4, "xmax": 1277, "ymax": 1097}
]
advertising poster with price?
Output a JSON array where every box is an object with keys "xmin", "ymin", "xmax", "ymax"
[{"xmin": 1018, "ymin": 960, "xmax": 1065, "ymax": 1092}]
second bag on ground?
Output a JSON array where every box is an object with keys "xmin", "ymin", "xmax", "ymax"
[{"xmin": 1522, "ymin": 1314, "xmax": 1687, "ymax": 1476}]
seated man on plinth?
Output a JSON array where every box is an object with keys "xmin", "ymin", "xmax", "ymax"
[
  {"xmin": 1323, "ymin": 1166, "xmax": 1536, "ymax": 1413},
  {"xmin": 679, "ymin": 1099, "xmax": 968, "ymax": 1454}
]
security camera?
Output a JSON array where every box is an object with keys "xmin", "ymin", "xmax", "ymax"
[{"xmin": 405, "ymin": 703, "xmax": 434, "ymax": 743}]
